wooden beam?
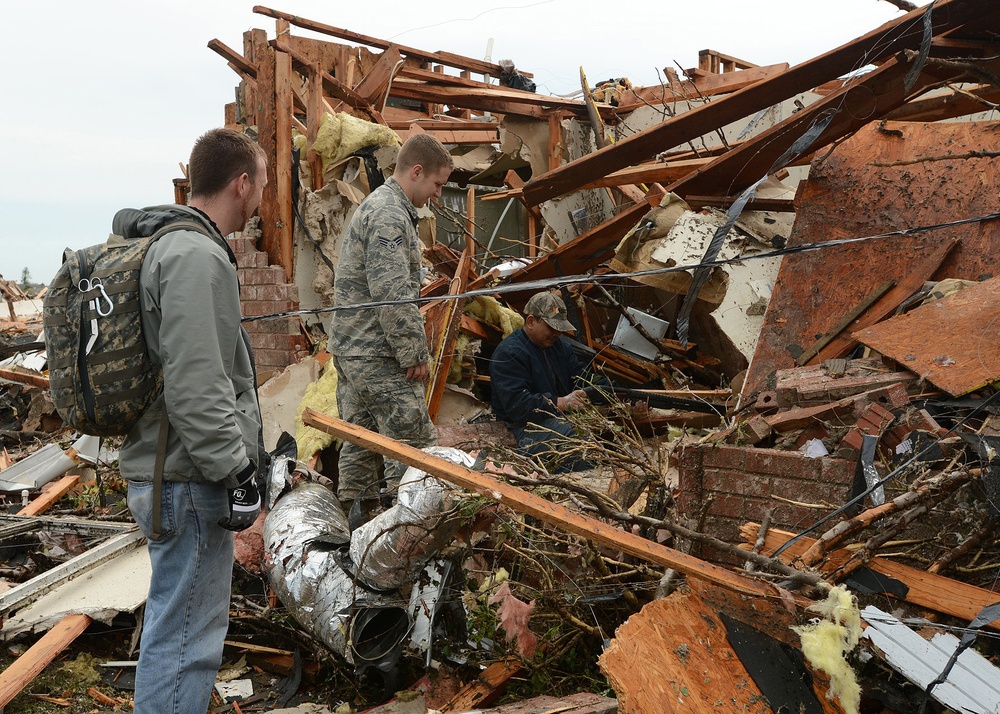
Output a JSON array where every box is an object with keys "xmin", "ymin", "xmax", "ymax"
[
  {"xmin": 301, "ymin": 409, "xmax": 777, "ymax": 598},
  {"xmin": 467, "ymin": 202, "xmax": 649, "ymax": 310},
  {"xmin": 351, "ymin": 44, "xmax": 402, "ymax": 107},
  {"xmin": 274, "ymin": 20, "xmax": 294, "ymax": 280},
  {"xmin": 0, "ymin": 614, "xmax": 92, "ymax": 708},
  {"xmin": 252, "ymin": 6, "xmax": 521, "ymax": 80},
  {"xmin": 577, "ymin": 157, "xmax": 710, "ymax": 191},
  {"xmin": 665, "ymin": 56, "xmax": 962, "ymax": 200},
  {"xmin": 521, "ymin": 0, "xmax": 987, "ymax": 205},
  {"xmin": 426, "ymin": 251, "xmax": 470, "ymax": 422},
  {"xmin": 19, "ymin": 475, "xmax": 81, "ymax": 516},
  {"xmin": 253, "ymin": 30, "xmax": 282, "ymax": 271},
  {"xmin": 387, "ymin": 80, "xmax": 593, "ymax": 120},
  {"xmin": 273, "ymin": 39, "xmax": 382, "ymax": 122},
  {"xmin": 207, "ymin": 38, "xmax": 258, "ymax": 79},
  {"xmin": 886, "ymin": 83, "xmax": 1000, "ymax": 122},
  {"xmin": 746, "ymin": 525, "xmax": 1000, "ymax": 632},
  {"xmin": 0, "ymin": 368, "xmax": 49, "ymax": 390}
]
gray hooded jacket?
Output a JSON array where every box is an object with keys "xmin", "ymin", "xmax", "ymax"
[{"xmin": 113, "ymin": 205, "xmax": 260, "ymax": 488}]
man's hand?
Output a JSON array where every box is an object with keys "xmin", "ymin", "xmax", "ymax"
[
  {"xmin": 218, "ymin": 462, "xmax": 261, "ymax": 531},
  {"xmin": 406, "ymin": 361, "xmax": 430, "ymax": 383},
  {"xmin": 557, "ymin": 389, "xmax": 589, "ymax": 412}
]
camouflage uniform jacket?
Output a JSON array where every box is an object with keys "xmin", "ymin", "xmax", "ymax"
[{"xmin": 329, "ymin": 178, "xmax": 429, "ymax": 368}]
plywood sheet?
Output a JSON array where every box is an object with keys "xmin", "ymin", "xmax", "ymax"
[
  {"xmin": 745, "ymin": 121, "xmax": 1000, "ymax": 396},
  {"xmin": 853, "ymin": 276, "xmax": 1000, "ymax": 396},
  {"xmin": 599, "ymin": 584, "xmax": 769, "ymax": 714}
]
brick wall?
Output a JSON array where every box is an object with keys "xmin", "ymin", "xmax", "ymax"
[
  {"xmin": 228, "ymin": 237, "xmax": 309, "ymax": 376},
  {"xmin": 676, "ymin": 443, "xmax": 855, "ymax": 564}
]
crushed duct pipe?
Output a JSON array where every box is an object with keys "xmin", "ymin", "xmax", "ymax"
[{"xmin": 262, "ymin": 446, "xmax": 474, "ymax": 671}]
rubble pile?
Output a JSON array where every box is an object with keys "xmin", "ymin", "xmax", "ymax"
[{"xmin": 3, "ymin": 1, "xmax": 1000, "ymax": 712}]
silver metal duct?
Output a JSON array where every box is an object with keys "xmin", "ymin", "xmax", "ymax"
[{"xmin": 262, "ymin": 446, "xmax": 474, "ymax": 668}]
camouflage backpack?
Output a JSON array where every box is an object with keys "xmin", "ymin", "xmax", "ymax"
[{"xmin": 43, "ymin": 221, "xmax": 211, "ymax": 436}]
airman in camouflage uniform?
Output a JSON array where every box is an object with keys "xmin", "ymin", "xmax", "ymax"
[{"xmin": 329, "ymin": 134, "xmax": 454, "ymax": 510}]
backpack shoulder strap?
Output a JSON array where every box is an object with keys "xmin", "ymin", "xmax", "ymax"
[{"xmin": 149, "ymin": 219, "xmax": 214, "ymax": 241}]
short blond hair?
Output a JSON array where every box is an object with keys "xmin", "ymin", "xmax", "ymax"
[{"xmin": 396, "ymin": 134, "xmax": 453, "ymax": 174}]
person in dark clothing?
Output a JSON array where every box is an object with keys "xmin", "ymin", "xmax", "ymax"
[{"xmin": 490, "ymin": 291, "xmax": 606, "ymax": 472}]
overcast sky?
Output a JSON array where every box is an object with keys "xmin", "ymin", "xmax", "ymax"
[{"xmin": 1, "ymin": 0, "xmax": 921, "ymax": 286}]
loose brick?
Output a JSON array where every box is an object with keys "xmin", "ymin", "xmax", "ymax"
[
  {"xmin": 857, "ymin": 402, "xmax": 895, "ymax": 435},
  {"xmin": 841, "ymin": 428, "xmax": 864, "ymax": 453}
]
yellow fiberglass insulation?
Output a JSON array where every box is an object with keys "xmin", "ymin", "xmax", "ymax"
[
  {"xmin": 449, "ymin": 333, "xmax": 471, "ymax": 383},
  {"xmin": 311, "ymin": 112, "xmax": 400, "ymax": 172},
  {"xmin": 294, "ymin": 358, "xmax": 340, "ymax": 463},
  {"xmin": 793, "ymin": 585, "xmax": 862, "ymax": 714},
  {"xmin": 464, "ymin": 296, "xmax": 523, "ymax": 338}
]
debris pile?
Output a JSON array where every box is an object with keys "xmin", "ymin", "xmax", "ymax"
[{"xmin": 3, "ymin": 1, "xmax": 1000, "ymax": 712}]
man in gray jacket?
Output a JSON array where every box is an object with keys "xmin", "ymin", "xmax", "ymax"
[
  {"xmin": 114, "ymin": 128, "xmax": 266, "ymax": 714},
  {"xmin": 329, "ymin": 134, "xmax": 453, "ymax": 523}
]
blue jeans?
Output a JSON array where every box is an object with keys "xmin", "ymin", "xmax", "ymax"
[
  {"xmin": 128, "ymin": 480, "xmax": 234, "ymax": 714},
  {"xmin": 513, "ymin": 416, "xmax": 595, "ymax": 473}
]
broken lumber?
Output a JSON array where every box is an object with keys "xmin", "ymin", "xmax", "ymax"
[
  {"xmin": 774, "ymin": 358, "xmax": 914, "ymax": 408},
  {"xmin": 0, "ymin": 613, "xmax": 92, "ymax": 708},
  {"xmin": 522, "ymin": 0, "xmax": 991, "ymax": 204},
  {"xmin": 0, "ymin": 368, "xmax": 49, "ymax": 390},
  {"xmin": 853, "ymin": 275, "xmax": 1000, "ymax": 396},
  {"xmin": 301, "ymin": 408, "xmax": 777, "ymax": 598},
  {"xmin": 439, "ymin": 658, "xmax": 523, "ymax": 713},
  {"xmin": 253, "ymin": 5, "xmax": 521, "ymax": 80},
  {"xmin": 743, "ymin": 524, "xmax": 1000, "ymax": 632},
  {"xmin": 18, "ymin": 474, "xmax": 80, "ymax": 517}
]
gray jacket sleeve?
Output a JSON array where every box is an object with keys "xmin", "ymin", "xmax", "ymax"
[{"xmin": 151, "ymin": 232, "xmax": 252, "ymax": 483}]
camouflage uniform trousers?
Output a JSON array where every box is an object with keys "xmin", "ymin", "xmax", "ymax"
[{"xmin": 334, "ymin": 355, "xmax": 436, "ymax": 502}]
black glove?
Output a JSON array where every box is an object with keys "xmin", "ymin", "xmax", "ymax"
[{"xmin": 218, "ymin": 461, "xmax": 261, "ymax": 531}]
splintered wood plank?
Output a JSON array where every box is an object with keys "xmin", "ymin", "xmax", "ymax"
[
  {"xmin": 599, "ymin": 580, "xmax": 845, "ymax": 714},
  {"xmin": 853, "ymin": 276, "xmax": 1000, "ymax": 396},
  {"xmin": 0, "ymin": 368, "xmax": 48, "ymax": 389},
  {"xmin": 253, "ymin": 5, "xmax": 516, "ymax": 79},
  {"xmin": 742, "ymin": 525, "xmax": 1000, "ymax": 632},
  {"xmin": 468, "ymin": 202, "xmax": 649, "ymax": 309},
  {"xmin": 0, "ymin": 614, "xmax": 92, "ymax": 708},
  {"xmin": 599, "ymin": 585, "xmax": 768, "ymax": 714},
  {"xmin": 19, "ymin": 475, "xmax": 80, "ymax": 517},
  {"xmin": 667, "ymin": 55, "xmax": 944, "ymax": 200},
  {"xmin": 521, "ymin": 0, "xmax": 991, "ymax": 205},
  {"xmin": 301, "ymin": 409, "xmax": 777, "ymax": 598},
  {"xmin": 439, "ymin": 658, "xmax": 523, "ymax": 712},
  {"xmin": 426, "ymin": 250, "xmax": 470, "ymax": 422},
  {"xmin": 744, "ymin": 118, "xmax": 1000, "ymax": 396}
]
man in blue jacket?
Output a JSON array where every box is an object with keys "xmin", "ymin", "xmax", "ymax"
[{"xmin": 490, "ymin": 291, "xmax": 604, "ymax": 472}]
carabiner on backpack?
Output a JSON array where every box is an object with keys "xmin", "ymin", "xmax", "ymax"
[{"xmin": 78, "ymin": 277, "xmax": 114, "ymax": 317}]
